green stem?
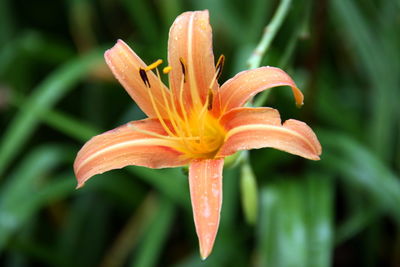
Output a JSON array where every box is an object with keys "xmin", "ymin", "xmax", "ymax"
[
  {"xmin": 240, "ymin": 0, "xmax": 293, "ymax": 223},
  {"xmin": 247, "ymin": 0, "xmax": 292, "ymax": 69}
]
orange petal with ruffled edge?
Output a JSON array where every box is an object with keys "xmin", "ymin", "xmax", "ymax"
[
  {"xmin": 74, "ymin": 119, "xmax": 187, "ymax": 188},
  {"xmin": 105, "ymin": 40, "xmax": 171, "ymax": 118},
  {"xmin": 168, "ymin": 10, "xmax": 216, "ymax": 106},
  {"xmin": 217, "ymin": 107, "xmax": 321, "ymax": 160},
  {"xmin": 213, "ymin": 67, "xmax": 303, "ymax": 116},
  {"xmin": 220, "ymin": 107, "xmax": 281, "ymax": 130},
  {"xmin": 189, "ymin": 158, "xmax": 224, "ymax": 260}
]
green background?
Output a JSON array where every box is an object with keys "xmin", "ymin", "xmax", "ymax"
[{"xmin": 0, "ymin": 0, "xmax": 399, "ymax": 266}]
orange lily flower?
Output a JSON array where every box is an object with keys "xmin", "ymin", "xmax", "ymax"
[{"xmin": 74, "ymin": 10, "xmax": 321, "ymax": 259}]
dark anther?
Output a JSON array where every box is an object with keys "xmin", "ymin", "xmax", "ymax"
[
  {"xmin": 139, "ymin": 68, "xmax": 151, "ymax": 88},
  {"xmin": 215, "ymin": 55, "xmax": 225, "ymax": 80},
  {"xmin": 179, "ymin": 57, "xmax": 186, "ymax": 82},
  {"xmin": 207, "ymin": 90, "xmax": 214, "ymax": 110}
]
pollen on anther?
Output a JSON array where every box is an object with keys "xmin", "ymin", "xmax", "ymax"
[
  {"xmin": 163, "ymin": 66, "xmax": 172, "ymax": 74},
  {"xmin": 145, "ymin": 59, "xmax": 163, "ymax": 71}
]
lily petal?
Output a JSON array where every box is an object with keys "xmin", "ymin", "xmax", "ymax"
[
  {"xmin": 220, "ymin": 107, "xmax": 281, "ymax": 130},
  {"xmin": 168, "ymin": 10, "xmax": 216, "ymax": 106},
  {"xmin": 105, "ymin": 40, "xmax": 171, "ymax": 118},
  {"xmin": 74, "ymin": 119, "xmax": 187, "ymax": 188},
  {"xmin": 218, "ymin": 107, "xmax": 321, "ymax": 160},
  {"xmin": 189, "ymin": 158, "xmax": 224, "ymax": 260},
  {"xmin": 213, "ymin": 67, "xmax": 303, "ymax": 116}
]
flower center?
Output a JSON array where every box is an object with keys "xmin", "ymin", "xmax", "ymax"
[
  {"xmin": 177, "ymin": 107, "xmax": 226, "ymax": 159},
  {"xmin": 134, "ymin": 56, "xmax": 226, "ymax": 159}
]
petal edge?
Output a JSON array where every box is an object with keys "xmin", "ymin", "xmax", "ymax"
[
  {"xmin": 168, "ymin": 10, "xmax": 216, "ymax": 106},
  {"xmin": 213, "ymin": 67, "xmax": 303, "ymax": 115},
  {"xmin": 105, "ymin": 40, "xmax": 171, "ymax": 118},
  {"xmin": 74, "ymin": 119, "xmax": 187, "ymax": 188},
  {"xmin": 218, "ymin": 116, "xmax": 321, "ymax": 160}
]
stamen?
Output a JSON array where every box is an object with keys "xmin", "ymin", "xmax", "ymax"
[
  {"xmin": 204, "ymin": 55, "xmax": 225, "ymax": 112},
  {"xmin": 166, "ymin": 75, "xmax": 198, "ymax": 156},
  {"xmin": 163, "ymin": 66, "xmax": 172, "ymax": 74},
  {"xmin": 145, "ymin": 59, "xmax": 163, "ymax": 71},
  {"xmin": 178, "ymin": 73, "xmax": 191, "ymax": 137},
  {"xmin": 134, "ymin": 54, "xmax": 227, "ymax": 158},
  {"xmin": 155, "ymin": 68, "xmax": 183, "ymax": 137},
  {"xmin": 215, "ymin": 55, "xmax": 225, "ymax": 80},
  {"xmin": 179, "ymin": 57, "xmax": 187, "ymax": 82},
  {"xmin": 127, "ymin": 123, "xmax": 199, "ymax": 141},
  {"xmin": 166, "ymin": 75, "xmax": 187, "ymax": 134},
  {"xmin": 127, "ymin": 123, "xmax": 172, "ymax": 140},
  {"xmin": 139, "ymin": 68, "xmax": 151, "ymax": 88},
  {"xmin": 142, "ymin": 69, "xmax": 175, "ymax": 137},
  {"xmin": 197, "ymin": 106, "xmax": 208, "ymax": 150}
]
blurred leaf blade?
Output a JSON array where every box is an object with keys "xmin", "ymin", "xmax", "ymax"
[
  {"xmin": 330, "ymin": 0, "xmax": 399, "ymax": 160},
  {"xmin": 131, "ymin": 196, "xmax": 175, "ymax": 267},
  {"xmin": 304, "ymin": 174, "xmax": 334, "ymax": 267},
  {"xmin": 320, "ymin": 130, "xmax": 400, "ymax": 223},
  {"xmin": 258, "ymin": 178, "xmax": 308, "ymax": 267},
  {"xmin": 0, "ymin": 145, "xmax": 76, "ymax": 250},
  {"xmin": 257, "ymin": 174, "xmax": 333, "ymax": 267},
  {"xmin": 0, "ymin": 49, "xmax": 103, "ymax": 177}
]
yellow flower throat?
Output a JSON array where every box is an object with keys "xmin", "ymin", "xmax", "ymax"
[{"xmin": 134, "ymin": 56, "xmax": 226, "ymax": 159}]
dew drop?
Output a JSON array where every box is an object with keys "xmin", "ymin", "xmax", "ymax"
[
  {"xmin": 211, "ymin": 183, "xmax": 219, "ymax": 197},
  {"xmin": 202, "ymin": 196, "xmax": 211, "ymax": 218},
  {"xmin": 204, "ymin": 234, "xmax": 211, "ymax": 245}
]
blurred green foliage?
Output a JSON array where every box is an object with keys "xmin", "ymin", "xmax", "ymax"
[{"xmin": 0, "ymin": 0, "xmax": 399, "ymax": 266}]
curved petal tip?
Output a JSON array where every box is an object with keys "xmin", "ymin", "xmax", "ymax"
[{"xmin": 189, "ymin": 158, "xmax": 224, "ymax": 261}]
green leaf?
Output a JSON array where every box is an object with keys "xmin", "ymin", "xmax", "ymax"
[
  {"xmin": 330, "ymin": 0, "xmax": 399, "ymax": 160},
  {"xmin": 40, "ymin": 109, "xmax": 100, "ymax": 142},
  {"xmin": 121, "ymin": 0, "xmax": 159, "ymax": 43},
  {"xmin": 0, "ymin": 49, "xmax": 103, "ymax": 177},
  {"xmin": 257, "ymin": 184, "xmax": 279, "ymax": 266},
  {"xmin": 335, "ymin": 204, "xmax": 380, "ymax": 245},
  {"xmin": 0, "ymin": 145, "xmax": 76, "ymax": 250},
  {"xmin": 10, "ymin": 92, "xmax": 100, "ymax": 142},
  {"xmin": 257, "ymin": 175, "xmax": 333, "ymax": 267},
  {"xmin": 320, "ymin": 130, "xmax": 400, "ymax": 223},
  {"xmin": 131, "ymin": 196, "xmax": 175, "ymax": 267},
  {"xmin": 258, "ymin": 178, "xmax": 307, "ymax": 267},
  {"xmin": 304, "ymin": 174, "xmax": 333, "ymax": 267},
  {"xmin": 127, "ymin": 166, "xmax": 189, "ymax": 209}
]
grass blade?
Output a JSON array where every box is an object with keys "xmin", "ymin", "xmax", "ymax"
[
  {"xmin": 131, "ymin": 196, "xmax": 175, "ymax": 267},
  {"xmin": 304, "ymin": 174, "xmax": 333, "ymax": 267},
  {"xmin": 0, "ymin": 145, "xmax": 75, "ymax": 250},
  {"xmin": 0, "ymin": 49, "xmax": 103, "ymax": 177},
  {"xmin": 320, "ymin": 130, "xmax": 400, "ymax": 223}
]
